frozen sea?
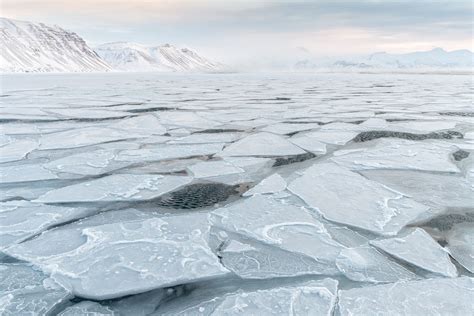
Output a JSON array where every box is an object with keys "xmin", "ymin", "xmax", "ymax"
[{"xmin": 0, "ymin": 72, "xmax": 473, "ymax": 315}]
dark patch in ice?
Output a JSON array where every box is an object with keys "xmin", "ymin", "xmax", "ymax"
[
  {"xmin": 194, "ymin": 129, "xmax": 243, "ymax": 134},
  {"xmin": 348, "ymin": 120, "xmax": 365, "ymax": 125},
  {"xmin": 155, "ymin": 182, "xmax": 249, "ymax": 209},
  {"xmin": 452, "ymin": 150, "xmax": 470, "ymax": 161},
  {"xmin": 273, "ymin": 152, "xmax": 317, "ymax": 167},
  {"xmin": 352, "ymin": 130, "xmax": 463, "ymax": 142},
  {"xmin": 422, "ymin": 213, "xmax": 474, "ymax": 231},
  {"xmin": 128, "ymin": 107, "xmax": 174, "ymax": 113},
  {"xmin": 439, "ymin": 112, "xmax": 474, "ymax": 117}
]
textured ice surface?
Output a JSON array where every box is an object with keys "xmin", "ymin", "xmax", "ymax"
[
  {"xmin": 0, "ymin": 263, "xmax": 71, "ymax": 315},
  {"xmin": 0, "ymin": 201, "xmax": 94, "ymax": 250},
  {"xmin": 0, "ymin": 139, "xmax": 38, "ymax": 163},
  {"xmin": 36, "ymin": 174, "xmax": 192, "ymax": 203},
  {"xmin": 58, "ymin": 301, "xmax": 115, "ymax": 316},
  {"xmin": 156, "ymin": 279, "xmax": 338, "ymax": 315},
  {"xmin": 446, "ymin": 223, "xmax": 474, "ymax": 273},
  {"xmin": 338, "ymin": 277, "xmax": 474, "ymax": 316},
  {"xmin": 243, "ymin": 173, "xmax": 287, "ymax": 196},
  {"xmin": 288, "ymin": 163, "xmax": 430, "ymax": 235},
  {"xmin": 221, "ymin": 132, "xmax": 306, "ymax": 157},
  {"xmin": 332, "ymin": 139, "xmax": 460, "ymax": 172},
  {"xmin": 371, "ymin": 228, "xmax": 458, "ymax": 277},
  {"xmin": 2, "ymin": 73, "xmax": 472, "ymax": 314},
  {"xmin": 336, "ymin": 245, "xmax": 417, "ymax": 283},
  {"xmin": 210, "ymin": 195, "xmax": 343, "ymax": 278},
  {"xmin": 5, "ymin": 213, "xmax": 229, "ymax": 299}
]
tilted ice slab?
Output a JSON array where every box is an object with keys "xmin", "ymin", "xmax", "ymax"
[
  {"xmin": 297, "ymin": 130, "xmax": 358, "ymax": 146},
  {"xmin": 0, "ymin": 263, "xmax": 72, "ymax": 315},
  {"xmin": 36, "ymin": 174, "xmax": 192, "ymax": 203},
  {"xmin": 446, "ymin": 223, "xmax": 474, "ymax": 273},
  {"xmin": 187, "ymin": 160, "xmax": 245, "ymax": 179},
  {"xmin": 39, "ymin": 127, "xmax": 146, "ymax": 150},
  {"xmin": 43, "ymin": 150, "xmax": 121, "ymax": 176},
  {"xmin": 289, "ymin": 135, "xmax": 327, "ymax": 154},
  {"xmin": 332, "ymin": 139, "xmax": 460, "ymax": 173},
  {"xmin": 4, "ymin": 213, "xmax": 229, "ymax": 300},
  {"xmin": 168, "ymin": 132, "xmax": 242, "ymax": 145},
  {"xmin": 361, "ymin": 170, "xmax": 474, "ymax": 210},
  {"xmin": 58, "ymin": 301, "xmax": 115, "ymax": 315},
  {"xmin": 261, "ymin": 122, "xmax": 320, "ymax": 135},
  {"xmin": 156, "ymin": 279, "xmax": 338, "ymax": 316},
  {"xmin": 371, "ymin": 228, "xmax": 458, "ymax": 277},
  {"xmin": 0, "ymin": 163, "xmax": 58, "ymax": 183},
  {"xmin": 243, "ymin": 173, "xmax": 287, "ymax": 196},
  {"xmin": 0, "ymin": 201, "xmax": 95, "ymax": 250},
  {"xmin": 336, "ymin": 245, "xmax": 417, "ymax": 283},
  {"xmin": 43, "ymin": 108, "xmax": 129, "ymax": 119},
  {"xmin": 288, "ymin": 163, "xmax": 430, "ymax": 235},
  {"xmin": 115, "ymin": 143, "xmax": 225, "ymax": 163},
  {"xmin": 210, "ymin": 195, "xmax": 344, "ymax": 278},
  {"xmin": 158, "ymin": 112, "xmax": 220, "ymax": 129},
  {"xmin": 338, "ymin": 277, "xmax": 474, "ymax": 316},
  {"xmin": 0, "ymin": 139, "xmax": 38, "ymax": 163},
  {"xmin": 109, "ymin": 114, "xmax": 167, "ymax": 136},
  {"xmin": 220, "ymin": 132, "xmax": 306, "ymax": 157}
]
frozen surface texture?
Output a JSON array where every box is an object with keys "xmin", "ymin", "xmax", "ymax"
[{"xmin": 1, "ymin": 73, "xmax": 472, "ymax": 315}]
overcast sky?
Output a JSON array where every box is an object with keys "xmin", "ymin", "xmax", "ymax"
[{"xmin": 3, "ymin": 0, "xmax": 473, "ymax": 66}]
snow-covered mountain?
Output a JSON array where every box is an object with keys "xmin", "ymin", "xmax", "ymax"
[
  {"xmin": 295, "ymin": 48, "xmax": 474, "ymax": 71},
  {"xmin": 95, "ymin": 42, "xmax": 224, "ymax": 72},
  {"xmin": 0, "ymin": 17, "xmax": 111, "ymax": 73}
]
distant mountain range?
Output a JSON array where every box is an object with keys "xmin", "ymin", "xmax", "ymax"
[
  {"xmin": 0, "ymin": 17, "xmax": 223, "ymax": 73},
  {"xmin": 1, "ymin": 17, "xmax": 472, "ymax": 73},
  {"xmin": 295, "ymin": 48, "xmax": 474, "ymax": 71},
  {"xmin": 0, "ymin": 17, "xmax": 111, "ymax": 73},
  {"xmin": 95, "ymin": 42, "xmax": 223, "ymax": 72}
]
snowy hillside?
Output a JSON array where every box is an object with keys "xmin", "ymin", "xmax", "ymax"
[
  {"xmin": 295, "ymin": 48, "xmax": 474, "ymax": 71},
  {"xmin": 0, "ymin": 17, "xmax": 111, "ymax": 73},
  {"xmin": 95, "ymin": 42, "xmax": 224, "ymax": 72}
]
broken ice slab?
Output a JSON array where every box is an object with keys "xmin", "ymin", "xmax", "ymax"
[
  {"xmin": 0, "ymin": 201, "xmax": 95, "ymax": 250},
  {"xmin": 187, "ymin": 160, "xmax": 245, "ymax": 179},
  {"xmin": 39, "ymin": 127, "xmax": 147, "ymax": 150},
  {"xmin": 297, "ymin": 130, "xmax": 358, "ymax": 146},
  {"xmin": 288, "ymin": 163, "xmax": 430, "ymax": 236},
  {"xmin": 332, "ymin": 139, "xmax": 460, "ymax": 173},
  {"xmin": 288, "ymin": 135, "xmax": 327, "ymax": 154},
  {"xmin": 43, "ymin": 149, "xmax": 120, "ymax": 176},
  {"xmin": 43, "ymin": 108, "xmax": 130, "ymax": 119},
  {"xmin": 0, "ymin": 163, "xmax": 59, "ymax": 183},
  {"xmin": 243, "ymin": 173, "xmax": 287, "ymax": 196},
  {"xmin": 336, "ymin": 245, "xmax": 418, "ymax": 283},
  {"xmin": 338, "ymin": 277, "xmax": 474, "ymax": 316},
  {"xmin": 156, "ymin": 279, "xmax": 338, "ymax": 316},
  {"xmin": 168, "ymin": 132, "xmax": 242, "ymax": 144},
  {"xmin": 4, "ymin": 213, "xmax": 229, "ymax": 300},
  {"xmin": 58, "ymin": 301, "xmax": 115, "ymax": 316},
  {"xmin": 261, "ymin": 122, "xmax": 320, "ymax": 135},
  {"xmin": 0, "ymin": 138, "xmax": 38, "ymax": 163},
  {"xmin": 371, "ymin": 228, "xmax": 458, "ymax": 277},
  {"xmin": 361, "ymin": 170, "xmax": 474, "ymax": 211},
  {"xmin": 210, "ymin": 195, "xmax": 344, "ymax": 278},
  {"xmin": 36, "ymin": 174, "xmax": 192, "ymax": 203},
  {"xmin": 108, "ymin": 114, "xmax": 167, "ymax": 136},
  {"xmin": 219, "ymin": 132, "xmax": 306, "ymax": 157},
  {"xmin": 59, "ymin": 288, "xmax": 166, "ymax": 316},
  {"xmin": 157, "ymin": 112, "xmax": 220, "ymax": 129},
  {"xmin": 0, "ymin": 263, "xmax": 72, "ymax": 315},
  {"xmin": 445, "ymin": 223, "xmax": 474, "ymax": 273},
  {"xmin": 115, "ymin": 143, "xmax": 225, "ymax": 163}
]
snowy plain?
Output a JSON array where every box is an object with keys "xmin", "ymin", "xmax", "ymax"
[{"xmin": 0, "ymin": 72, "xmax": 473, "ymax": 315}]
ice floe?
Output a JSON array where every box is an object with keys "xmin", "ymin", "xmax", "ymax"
[
  {"xmin": 4, "ymin": 213, "xmax": 229, "ymax": 299},
  {"xmin": 288, "ymin": 163, "xmax": 430, "ymax": 235},
  {"xmin": 338, "ymin": 277, "xmax": 474, "ymax": 316},
  {"xmin": 371, "ymin": 228, "xmax": 458, "ymax": 277},
  {"xmin": 36, "ymin": 174, "xmax": 192, "ymax": 203},
  {"xmin": 445, "ymin": 223, "xmax": 474, "ymax": 273}
]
